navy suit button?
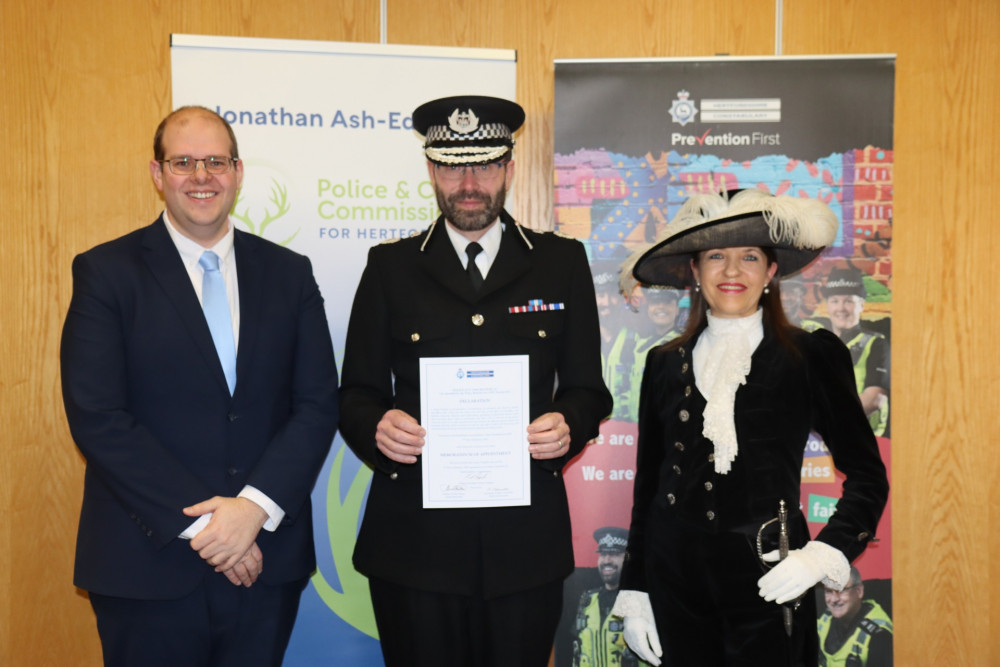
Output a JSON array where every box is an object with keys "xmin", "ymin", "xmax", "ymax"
[
  {"xmin": 227, "ymin": 413, "xmax": 238, "ymax": 422},
  {"xmin": 146, "ymin": 530, "xmax": 153, "ymax": 537},
  {"xmin": 227, "ymin": 467, "xmax": 238, "ymax": 477}
]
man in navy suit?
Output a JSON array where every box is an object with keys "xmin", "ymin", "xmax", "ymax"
[{"xmin": 60, "ymin": 106, "xmax": 339, "ymax": 667}]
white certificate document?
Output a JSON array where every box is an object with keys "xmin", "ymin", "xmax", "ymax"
[{"xmin": 419, "ymin": 355, "xmax": 531, "ymax": 509}]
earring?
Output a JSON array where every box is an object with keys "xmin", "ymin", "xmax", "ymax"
[
  {"xmin": 764, "ymin": 286, "xmax": 770, "ymax": 294},
  {"xmin": 694, "ymin": 282, "xmax": 701, "ymax": 293}
]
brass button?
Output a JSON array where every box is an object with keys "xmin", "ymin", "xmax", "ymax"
[
  {"xmin": 674, "ymin": 441, "xmax": 684, "ymax": 451},
  {"xmin": 706, "ymin": 511, "xmax": 716, "ymax": 521},
  {"xmin": 389, "ymin": 472, "xmax": 398, "ymax": 480},
  {"xmin": 684, "ymin": 385, "xmax": 692, "ymax": 397},
  {"xmin": 411, "ymin": 333, "xmax": 420, "ymax": 342},
  {"xmin": 672, "ymin": 464, "xmax": 682, "ymax": 475},
  {"xmin": 472, "ymin": 314, "xmax": 485, "ymax": 326},
  {"xmin": 538, "ymin": 330, "xmax": 547, "ymax": 338},
  {"xmin": 552, "ymin": 470, "xmax": 559, "ymax": 477},
  {"xmin": 666, "ymin": 493, "xmax": 676, "ymax": 505},
  {"xmin": 857, "ymin": 532, "xmax": 870, "ymax": 541},
  {"xmin": 679, "ymin": 347, "xmax": 686, "ymax": 357},
  {"xmin": 704, "ymin": 481, "xmax": 713, "ymax": 491},
  {"xmin": 708, "ymin": 453, "xmax": 715, "ymax": 462},
  {"xmin": 681, "ymin": 362, "xmax": 689, "ymax": 373},
  {"xmin": 679, "ymin": 409, "xmax": 689, "ymax": 422}
]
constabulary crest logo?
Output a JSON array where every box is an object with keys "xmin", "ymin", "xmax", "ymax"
[
  {"xmin": 448, "ymin": 108, "xmax": 480, "ymax": 134},
  {"xmin": 669, "ymin": 90, "xmax": 699, "ymax": 126}
]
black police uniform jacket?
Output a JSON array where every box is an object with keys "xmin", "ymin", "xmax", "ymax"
[
  {"xmin": 620, "ymin": 326, "xmax": 889, "ymax": 593},
  {"xmin": 339, "ymin": 211, "xmax": 612, "ymax": 599}
]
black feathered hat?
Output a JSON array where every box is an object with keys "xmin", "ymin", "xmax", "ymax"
[{"xmin": 620, "ymin": 188, "xmax": 839, "ymax": 293}]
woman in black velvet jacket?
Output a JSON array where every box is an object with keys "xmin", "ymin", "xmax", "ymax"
[{"xmin": 611, "ymin": 189, "xmax": 889, "ymax": 667}]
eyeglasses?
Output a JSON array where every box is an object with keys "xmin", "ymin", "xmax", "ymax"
[
  {"xmin": 824, "ymin": 584, "xmax": 859, "ymax": 596},
  {"xmin": 433, "ymin": 161, "xmax": 508, "ymax": 183},
  {"xmin": 159, "ymin": 156, "xmax": 239, "ymax": 175}
]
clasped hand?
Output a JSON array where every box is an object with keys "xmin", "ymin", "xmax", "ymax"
[{"xmin": 184, "ymin": 496, "xmax": 268, "ymax": 587}]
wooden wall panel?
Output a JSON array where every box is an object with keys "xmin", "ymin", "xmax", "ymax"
[
  {"xmin": 389, "ymin": 0, "xmax": 776, "ymax": 229},
  {"xmin": 783, "ymin": 2, "xmax": 1000, "ymax": 664},
  {"xmin": 0, "ymin": 3, "xmax": 379, "ymax": 665},
  {"xmin": 2, "ymin": 0, "xmax": 997, "ymax": 665}
]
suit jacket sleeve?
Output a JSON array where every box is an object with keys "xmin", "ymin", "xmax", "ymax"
[
  {"xmin": 338, "ymin": 246, "xmax": 396, "ymax": 472},
  {"xmin": 619, "ymin": 348, "xmax": 666, "ymax": 592},
  {"xmin": 242, "ymin": 254, "xmax": 340, "ymax": 518},
  {"xmin": 543, "ymin": 238, "xmax": 613, "ymax": 468},
  {"xmin": 807, "ymin": 329, "xmax": 889, "ymax": 561},
  {"xmin": 61, "ymin": 251, "xmax": 216, "ymax": 548}
]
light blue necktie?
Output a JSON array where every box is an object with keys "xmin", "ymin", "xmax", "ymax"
[{"xmin": 198, "ymin": 250, "xmax": 237, "ymax": 394}]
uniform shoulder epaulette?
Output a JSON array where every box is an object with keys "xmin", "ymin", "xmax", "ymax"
[
  {"xmin": 379, "ymin": 236, "xmax": 404, "ymax": 245},
  {"xmin": 519, "ymin": 225, "xmax": 575, "ymax": 240},
  {"xmin": 859, "ymin": 617, "xmax": 888, "ymax": 635}
]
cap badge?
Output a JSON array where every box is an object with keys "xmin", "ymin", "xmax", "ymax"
[{"xmin": 447, "ymin": 108, "xmax": 480, "ymax": 135}]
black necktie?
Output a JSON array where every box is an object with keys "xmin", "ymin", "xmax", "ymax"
[{"xmin": 466, "ymin": 242, "xmax": 484, "ymax": 292}]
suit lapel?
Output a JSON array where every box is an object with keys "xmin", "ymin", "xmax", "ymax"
[
  {"xmin": 418, "ymin": 213, "xmax": 531, "ymax": 302},
  {"xmin": 232, "ymin": 230, "xmax": 262, "ymax": 397},
  {"xmin": 140, "ymin": 218, "xmax": 232, "ymax": 396},
  {"xmin": 479, "ymin": 220, "xmax": 531, "ymax": 299},
  {"xmin": 418, "ymin": 219, "xmax": 477, "ymax": 302}
]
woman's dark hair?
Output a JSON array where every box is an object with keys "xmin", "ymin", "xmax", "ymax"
[{"xmin": 664, "ymin": 247, "xmax": 801, "ymax": 354}]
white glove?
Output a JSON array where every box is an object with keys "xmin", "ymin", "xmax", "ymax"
[
  {"xmin": 757, "ymin": 540, "xmax": 849, "ymax": 604},
  {"xmin": 611, "ymin": 590, "xmax": 663, "ymax": 666}
]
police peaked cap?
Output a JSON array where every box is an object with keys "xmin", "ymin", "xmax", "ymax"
[
  {"xmin": 412, "ymin": 95, "xmax": 525, "ymax": 165},
  {"xmin": 822, "ymin": 266, "xmax": 867, "ymax": 298},
  {"xmin": 593, "ymin": 526, "xmax": 629, "ymax": 553}
]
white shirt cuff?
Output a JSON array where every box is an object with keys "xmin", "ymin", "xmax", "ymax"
[
  {"xmin": 179, "ymin": 513, "xmax": 211, "ymax": 540},
  {"xmin": 239, "ymin": 485, "xmax": 285, "ymax": 531}
]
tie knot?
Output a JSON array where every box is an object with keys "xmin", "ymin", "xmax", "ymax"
[
  {"xmin": 466, "ymin": 242, "xmax": 483, "ymax": 262},
  {"xmin": 199, "ymin": 250, "xmax": 221, "ymax": 272}
]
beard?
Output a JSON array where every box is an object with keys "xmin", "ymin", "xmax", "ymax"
[{"xmin": 435, "ymin": 183, "xmax": 507, "ymax": 232}]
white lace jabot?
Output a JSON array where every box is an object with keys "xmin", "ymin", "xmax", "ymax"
[{"xmin": 692, "ymin": 309, "xmax": 764, "ymax": 474}]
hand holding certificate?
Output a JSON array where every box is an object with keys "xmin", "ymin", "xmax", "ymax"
[{"xmin": 420, "ymin": 355, "xmax": 531, "ymax": 508}]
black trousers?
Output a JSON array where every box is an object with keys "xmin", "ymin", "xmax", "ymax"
[
  {"xmin": 89, "ymin": 574, "xmax": 307, "ymax": 667},
  {"xmin": 645, "ymin": 516, "xmax": 819, "ymax": 667},
  {"xmin": 369, "ymin": 576, "xmax": 563, "ymax": 667}
]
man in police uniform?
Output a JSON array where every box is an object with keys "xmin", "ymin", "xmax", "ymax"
[
  {"xmin": 573, "ymin": 527, "xmax": 646, "ymax": 667},
  {"xmin": 338, "ymin": 95, "xmax": 612, "ymax": 667},
  {"xmin": 822, "ymin": 266, "xmax": 890, "ymax": 436},
  {"xmin": 818, "ymin": 567, "xmax": 893, "ymax": 666}
]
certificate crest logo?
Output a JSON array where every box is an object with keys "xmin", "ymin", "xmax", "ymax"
[
  {"xmin": 456, "ymin": 368, "xmax": 466, "ymax": 379},
  {"xmin": 447, "ymin": 108, "xmax": 480, "ymax": 134},
  {"xmin": 669, "ymin": 90, "xmax": 699, "ymax": 126}
]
